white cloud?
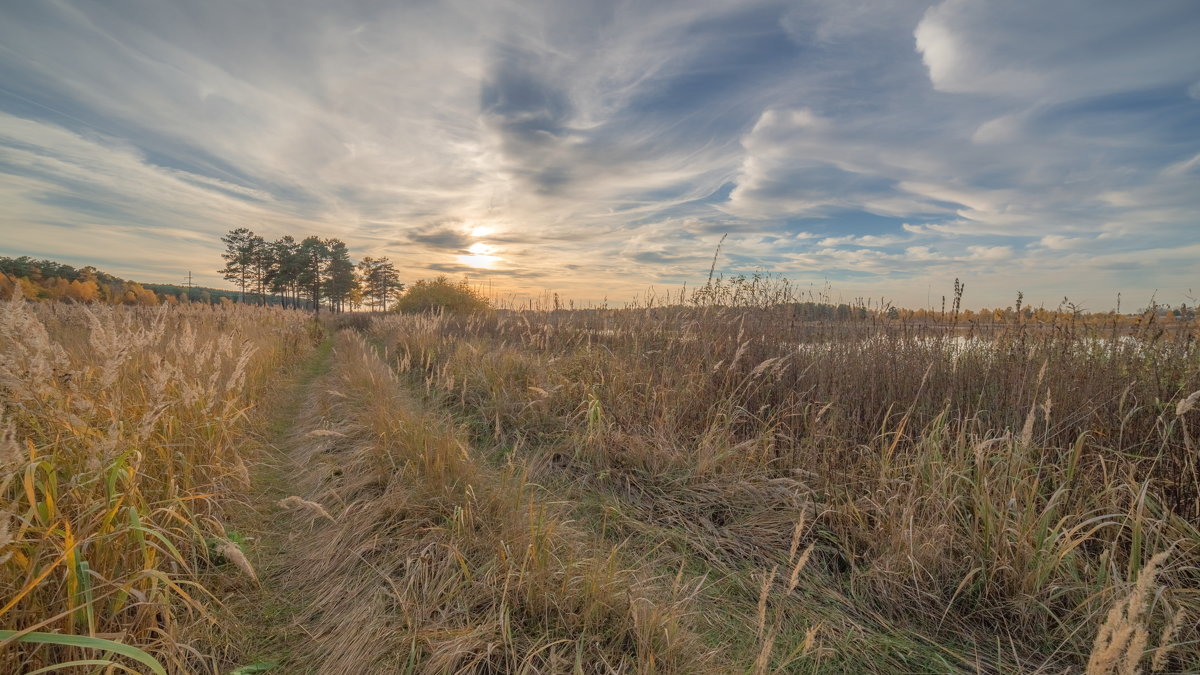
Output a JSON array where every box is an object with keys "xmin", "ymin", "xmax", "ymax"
[
  {"xmin": 0, "ymin": 0, "xmax": 1197, "ymax": 308},
  {"xmin": 971, "ymin": 115, "xmax": 1021, "ymax": 144},
  {"xmin": 818, "ymin": 233, "xmax": 908, "ymax": 248},
  {"xmin": 1038, "ymin": 235, "xmax": 1087, "ymax": 251},
  {"xmin": 966, "ymin": 245, "xmax": 1013, "ymax": 261},
  {"xmin": 904, "ymin": 245, "xmax": 942, "ymax": 261},
  {"xmin": 915, "ymin": 0, "xmax": 1200, "ymax": 99},
  {"xmin": 1163, "ymin": 153, "xmax": 1200, "ymax": 176}
]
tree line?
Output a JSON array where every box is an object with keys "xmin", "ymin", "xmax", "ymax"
[
  {"xmin": 219, "ymin": 228, "xmax": 402, "ymax": 312},
  {"xmin": 0, "ymin": 256, "xmax": 170, "ymax": 305}
]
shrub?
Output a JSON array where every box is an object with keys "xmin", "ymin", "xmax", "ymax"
[{"xmin": 393, "ymin": 275, "xmax": 490, "ymax": 314}]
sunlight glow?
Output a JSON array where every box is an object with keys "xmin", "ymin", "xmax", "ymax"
[{"xmin": 458, "ymin": 241, "xmax": 501, "ymax": 269}]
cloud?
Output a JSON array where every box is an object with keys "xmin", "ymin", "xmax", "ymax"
[
  {"xmin": 818, "ymin": 234, "xmax": 909, "ymax": 248},
  {"xmin": 971, "ymin": 115, "xmax": 1020, "ymax": 144},
  {"xmin": 915, "ymin": 0, "xmax": 1200, "ymax": 99},
  {"xmin": 1038, "ymin": 235, "xmax": 1087, "ymax": 251},
  {"xmin": 966, "ymin": 245, "xmax": 1013, "ymax": 261},
  {"xmin": 425, "ymin": 263, "xmax": 547, "ymax": 278},
  {"xmin": 407, "ymin": 224, "xmax": 473, "ymax": 250},
  {"xmin": 631, "ymin": 250, "xmax": 706, "ymax": 265},
  {"xmin": 724, "ymin": 107, "xmax": 950, "ymax": 221},
  {"xmin": 904, "ymin": 246, "xmax": 941, "ymax": 262},
  {"xmin": 0, "ymin": 0, "xmax": 1197, "ymax": 308},
  {"xmin": 1163, "ymin": 153, "xmax": 1200, "ymax": 177}
]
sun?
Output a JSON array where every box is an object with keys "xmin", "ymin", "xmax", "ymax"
[{"xmin": 458, "ymin": 241, "xmax": 500, "ymax": 269}]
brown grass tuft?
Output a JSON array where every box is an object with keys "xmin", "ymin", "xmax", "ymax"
[
  {"xmin": 277, "ymin": 495, "xmax": 336, "ymax": 523},
  {"xmin": 216, "ymin": 540, "xmax": 259, "ymax": 586},
  {"xmin": 1176, "ymin": 390, "xmax": 1200, "ymax": 417},
  {"xmin": 1086, "ymin": 550, "xmax": 1169, "ymax": 675}
]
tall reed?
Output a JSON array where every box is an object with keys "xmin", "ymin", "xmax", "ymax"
[{"xmin": 0, "ymin": 297, "xmax": 312, "ymax": 673}]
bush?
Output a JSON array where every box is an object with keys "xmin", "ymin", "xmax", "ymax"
[{"xmin": 394, "ymin": 276, "xmax": 490, "ymax": 314}]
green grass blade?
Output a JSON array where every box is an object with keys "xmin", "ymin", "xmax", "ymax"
[
  {"xmin": 27, "ymin": 658, "xmax": 140, "ymax": 674},
  {"xmin": 0, "ymin": 630, "xmax": 166, "ymax": 675}
]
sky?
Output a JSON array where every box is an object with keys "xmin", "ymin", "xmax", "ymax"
[{"xmin": 1, "ymin": 0, "xmax": 1198, "ymax": 309}]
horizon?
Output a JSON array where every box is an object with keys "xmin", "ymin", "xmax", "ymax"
[
  {"xmin": 2, "ymin": 249, "xmax": 1186, "ymax": 315},
  {"xmin": 1, "ymin": 1, "xmax": 1198, "ymax": 309}
]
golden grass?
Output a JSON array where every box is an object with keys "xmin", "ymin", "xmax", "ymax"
[
  {"xmin": 0, "ymin": 297, "xmax": 313, "ymax": 673},
  {"xmin": 269, "ymin": 331, "xmax": 715, "ymax": 673},
  {"xmin": 5, "ymin": 286, "xmax": 1198, "ymax": 672},
  {"xmin": 369, "ymin": 303, "xmax": 1200, "ymax": 672}
]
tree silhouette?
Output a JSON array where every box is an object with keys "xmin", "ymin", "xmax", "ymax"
[
  {"xmin": 357, "ymin": 256, "xmax": 403, "ymax": 311},
  {"xmin": 219, "ymin": 228, "xmax": 258, "ymax": 302},
  {"xmin": 267, "ymin": 235, "xmax": 301, "ymax": 308},
  {"xmin": 296, "ymin": 236, "xmax": 329, "ymax": 313},
  {"xmin": 323, "ymin": 239, "xmax": 357, "ymax": 312}
]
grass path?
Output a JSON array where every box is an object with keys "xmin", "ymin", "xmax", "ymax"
[
  {"xmin": 213, "ymin": 328, "xmax": 726, "ymax": 673},
  {"xmin": 214, "ymin": 335, "xmax": 335, "ymax": 674}
]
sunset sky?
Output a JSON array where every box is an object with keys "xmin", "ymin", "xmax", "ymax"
[{"xmin": 1, "ymin": 1, "xmax": 1198, "ymax": 309}]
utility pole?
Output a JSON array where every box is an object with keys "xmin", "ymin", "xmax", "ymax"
[{"xmin": 186, "ymin": 271, "xmax": 193, "ymax": 301}]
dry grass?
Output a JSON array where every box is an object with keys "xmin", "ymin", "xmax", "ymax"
[
  {"xmin": 0, "ymin": 297, "xmax": 313, "ymax": 673},
  {"xmin": 271, "ymin": 331, "xmax": 714, "ymax": 673},
  {"xmin": 1086, "ymin": 550, "xmax": 1168, "ymax": 675},
  {"xmin": 276, "ymin": 495, "xmax": 336, "ymax": 523},
  {"xmin": 5, "ymin": 283, "xmax": 1198, "ymax": 672},
  {"xmin": 368, "ymin": 299, "xmax": 1200, "ymax": 672}
]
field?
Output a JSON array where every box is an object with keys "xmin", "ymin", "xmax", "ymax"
[{"xmin": 2, "ymin": 294, "xmax": 1198, "ymax": 673}]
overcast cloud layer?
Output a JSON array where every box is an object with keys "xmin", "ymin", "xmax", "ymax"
[{"xmin": 1, "ymin": 0, "xmax": 1198, "ymax": 308}]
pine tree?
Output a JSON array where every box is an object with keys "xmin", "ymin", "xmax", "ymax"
[
  {"xmin": 268, "ymin": 236, "xmax": 300, "ymax": 308},
  {"xmin": 247, "ymin": 232, "xmax": 269, "ymax": 305},
  {"xmin": 219, "ymin": 228, "xmax": 258, "ymax": 302},
  {"xmin": 357, "ymin": 256, "xmax": 402, "ymax": 311},
  {"xmin": 323, "ymin": 239, "xmax": 357, "ymax": 313},
  {"xmin": 297, "ymin": 236, "xmax": 329, "ymax": 313}
]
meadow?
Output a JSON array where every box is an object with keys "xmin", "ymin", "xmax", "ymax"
[{"xmin": 2, "ymin": 286, "xmax": 1198, "ymax": 673}]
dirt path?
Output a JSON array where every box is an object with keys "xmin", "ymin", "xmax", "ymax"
[{"xmin": 215, "ymin": 336, "xmax": 335, "ymax": 674}]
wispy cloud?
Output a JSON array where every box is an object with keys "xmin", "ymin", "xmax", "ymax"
[{"xmin": 0, "ymin": 0, "xmax": 1197, "ymax": 307}]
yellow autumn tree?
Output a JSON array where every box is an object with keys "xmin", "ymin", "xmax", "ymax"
[
  {"xmin": 16, "ymin": 277, "xmax": 41, "ymax": 300},
  {"xmin": 120, "ymin": 282, "xmax": 159, "ymax": 306},
  {"xmin": 65, "ymin": 279, "xmax": 100, "ymax": 303},
  {"xmin": 44, "ymin": 277, "xmax": 70, "ymax": 300}
]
